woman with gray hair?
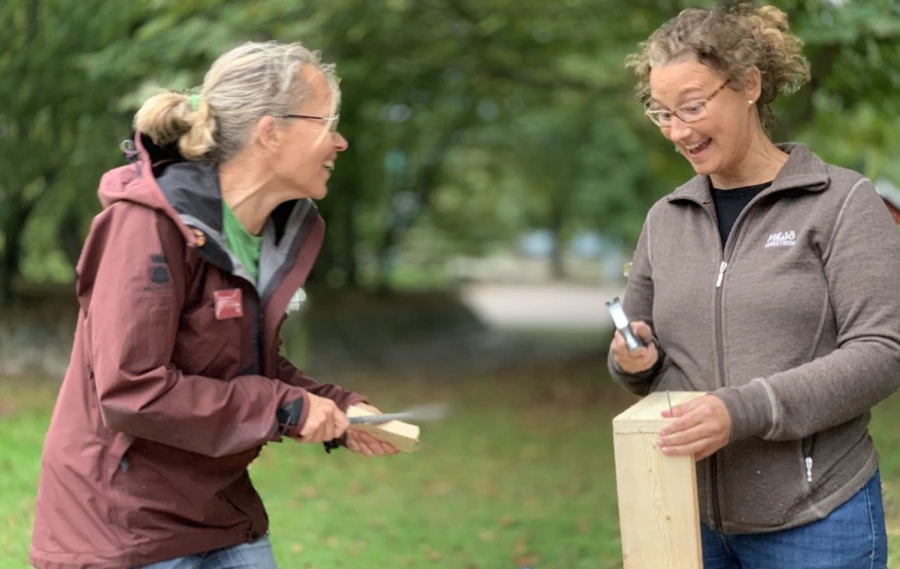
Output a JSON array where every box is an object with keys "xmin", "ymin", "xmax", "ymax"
[
  {"xmin": 609, "ymin": 2, "xmax": 900, "ymax": 568},
  {"xmin": 29, "ymin": 41, "xmax": 397, "ymax": 569}
]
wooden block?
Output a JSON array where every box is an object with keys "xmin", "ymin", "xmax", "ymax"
[
  {"xmin": 347, "ymin": 405, "xmax": 420, "ymax": 453},
  {"xmin": 612, "ymin": 391, "xmax": 706, "ymax": 569}
]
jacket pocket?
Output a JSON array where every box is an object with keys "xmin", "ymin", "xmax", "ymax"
[
  {"xmin": 801, "ymin": 435, "xmax": 817, "ymax": 486},
  {"xmin": 719, "ymin": 437, "xmax": 811, "ymax": 529},
  {"xmin": 148, "ymin": 305, "xmax": 171, "ymax": 361},
  {"xmin": 174, "ymin": 298, "xmax": 243, "ymax": 378},
  {"xmin": 103, "ymin": 434, "xmax": 135, "ymax": 526}
]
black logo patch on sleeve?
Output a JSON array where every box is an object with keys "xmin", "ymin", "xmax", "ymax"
[
  {"xmin": 150, "ymin": 265, "xmax": 170, "ymax": 284},
  {"xmin": 146, "ymin": 254, "xmax": 171, "ymax": 289}
]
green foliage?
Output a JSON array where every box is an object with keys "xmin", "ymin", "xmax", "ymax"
[{"xmin": 1, "ymin": 0, "xmax": 898, "ymax": 299}]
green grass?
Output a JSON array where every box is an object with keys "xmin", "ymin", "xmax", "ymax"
[{"xmin": 1, "ymin": 359, "xmax": 898, "ymax": 568}]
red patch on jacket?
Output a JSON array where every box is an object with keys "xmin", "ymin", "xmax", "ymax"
[{"xmin": 214, "ymin": 289, "xmax": 243, "ymax": 319}]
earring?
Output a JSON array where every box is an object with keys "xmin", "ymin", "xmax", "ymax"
[{"xmin": 748, "ymin": 100, "xmax": 754, "ymax": 105}]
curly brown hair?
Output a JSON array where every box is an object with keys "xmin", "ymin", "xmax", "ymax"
[{"xmin": 625, "ymin": 2, "xmax": 811, "ymax": 130}]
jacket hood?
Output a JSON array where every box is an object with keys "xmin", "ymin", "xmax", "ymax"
[
  {"xmin": 100, "ymin": 132, "xmax": 319, "ymax": 285},
  {"xmin": 98, "ymin": 132, "xmax": 208, "ymax": 250}
]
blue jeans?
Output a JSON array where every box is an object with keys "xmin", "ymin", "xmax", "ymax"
[
  {"xmin": 137, "ymin": 534, "xmax": 278, "ymax": 569},
  {"xmin": 702, "ymin": 469, "xmax": 888, "ymax": 569}
]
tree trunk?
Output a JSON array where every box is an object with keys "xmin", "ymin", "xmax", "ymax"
[
  {"xmin": 0, "ymin": 202, "xmax": 29, "ymax": 308},
  {"xmin": 548, "ymin": 198, "xmax": 566, "ymax": 281},
  {"xmin": 341, "ymin": 184, "xmax": 361, "ymax": 288},
  {"xmin": 57, "ymin": 210, "xmax": 84, "ymax": 278}
]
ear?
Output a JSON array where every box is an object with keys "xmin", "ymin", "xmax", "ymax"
[
  {"xmin": 744, "ymin": 66, "xmax": 762, "ymax": 103},
  {"xmin": 253, "ymin": 116, "xmax": 282, "ymax": 153}
]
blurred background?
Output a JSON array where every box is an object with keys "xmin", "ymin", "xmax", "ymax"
[{"xmin": 1, "ymin": 0, "xmax": 899, "ymax": 568}]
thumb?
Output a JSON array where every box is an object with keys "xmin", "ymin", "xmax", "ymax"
[{"xmin": 631, "ymin": 321, "xmax": 655, "ymax": 343}]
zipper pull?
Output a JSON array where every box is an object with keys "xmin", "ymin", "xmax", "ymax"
[
  {"xmin": 805, "ymin": 457, "xmax": 813, "ymax": 483},
  {"xmin": 716, "ymin": 261, "xmax": 728, "ymax": 288}
]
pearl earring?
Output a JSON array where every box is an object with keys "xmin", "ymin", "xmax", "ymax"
[{"xmin": 748, "ymin": 100, "xmax": 754, "ymax": 105}]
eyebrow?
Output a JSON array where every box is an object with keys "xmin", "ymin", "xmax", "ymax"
[{"xmin": 649, "ymin": 86, "xmax": 708, "ymax": 107}]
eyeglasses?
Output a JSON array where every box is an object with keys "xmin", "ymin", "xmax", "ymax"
[
  {"xmin": 644, "ymin": 81, "xmax": 728, "ymax": 128},
  {"xmin": 276, "ymin": 113, "xmax": 340, "ymax": 133}
]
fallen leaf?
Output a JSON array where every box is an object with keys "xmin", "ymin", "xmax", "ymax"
[
  {"xmin": 576, "ymin": 516, "xmax": 592, "ymax": 535},
  {"xmin": 515, "ymin": 554, "xmax": 540, "ymax": 567},
  {"xmin": 478, "ymin": 529, "xmax": 496, "ymax": 541}
]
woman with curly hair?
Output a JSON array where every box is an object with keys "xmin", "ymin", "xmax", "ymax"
[{"xmin": 608, "ymin": 3, "xmax": 899, "ymax": 567}]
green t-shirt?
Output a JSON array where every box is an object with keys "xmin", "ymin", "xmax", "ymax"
[{"xmin": 222, "ymin": 200, "xmax": 262, "ymax": 283}]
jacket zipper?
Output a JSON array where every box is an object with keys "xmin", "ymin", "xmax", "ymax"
[
  {"xmin": 711, "ymin": 259, "xmax": 728, "ymax": 531},
  {"xmin": 803, "ymin": 435, "xmax": 816, "ymax": 483},
  {"xmin": 244, "ymin": 287, "xmax": 264, "ymax": 375}
]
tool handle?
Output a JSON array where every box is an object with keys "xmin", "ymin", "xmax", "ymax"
[
  {"xmin": 606, "ymin": 297, "xmax": 646, "ymax": 353},
  {"xmin": 619, "ymin": 323, "xmax": 645, "ymax": 352}
]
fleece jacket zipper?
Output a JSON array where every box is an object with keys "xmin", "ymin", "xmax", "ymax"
[
  {"xmin": 712, "ymin": 258, "xmax": 727, "ymax": 531},
  {"xmin": 705, "ymin": 189, "xmax": 767, "ymax": 531}
]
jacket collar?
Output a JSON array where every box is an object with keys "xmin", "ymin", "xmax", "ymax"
[{"xmin": 667, "ymin": 143, "xmax": 831, "ymax": 205}]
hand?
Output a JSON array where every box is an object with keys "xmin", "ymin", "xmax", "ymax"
[
  {"xmin": 298, "ymin": 393, "xmax": 349, "ymax": 443},
  {"xmin": 610, "ymin": 320, "xmax": 659, "ymax": 374},
  {"xmin": 346, "ymin": 404, "xmax": 400, "ymax": 457},
  {"xmin": 658, "ymin": 395, "xmax": 732, "ymax": 460}
]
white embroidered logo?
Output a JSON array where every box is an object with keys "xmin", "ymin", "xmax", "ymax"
[{"xmin": 765, "ymin": 230, "xmax": 796, "ymax": 248}]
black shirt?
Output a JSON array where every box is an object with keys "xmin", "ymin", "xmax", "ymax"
[{"xmin": 711, "ymin": 181, "xmax": 772, "ymax": 247}]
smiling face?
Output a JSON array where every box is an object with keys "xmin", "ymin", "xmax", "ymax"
[
  {"xmin": 266, "ymin": 65, "xmax": 348, "ymax": 201},
  {"xmin": 648, "ymin": 59, "xmax": 761, "ymax": 178}
]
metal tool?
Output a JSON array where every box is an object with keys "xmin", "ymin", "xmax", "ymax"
[
  {"xmin": 667, "ymin": 391, "xmax": 673, "ymax": 415},
  {"xmin": 605, "ymin": 296, "xmax": 646, "ymax": 352},
  {"xmin": 348, "ymin": 403, "xmax": 450, "ymax": 425}
]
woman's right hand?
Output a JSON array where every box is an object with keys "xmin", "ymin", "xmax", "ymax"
[
  {"xmin": 610, "ymin": 321, "xmax": 660, "ymax": 374},
  {"xmin": 299, "ymin": 393, "xmax": 350, "ymax": 443}
]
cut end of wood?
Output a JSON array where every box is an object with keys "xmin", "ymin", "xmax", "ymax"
[
  {"xmin": 347, "ymin": 405, "xmax": 421, "ymax": 453},
  {"xmin": 612, "ymin": 391, "xmax": 706, "ymax": 434}
]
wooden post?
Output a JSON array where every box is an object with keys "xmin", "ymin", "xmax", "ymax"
[{"xmin": 612, "ymin": 391, "xmax": 705, "ymax": 569}]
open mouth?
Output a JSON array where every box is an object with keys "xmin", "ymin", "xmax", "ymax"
[
  {"xmin": 323, "ymin": 160, "xmax": 335, "ymax": 172},
  {"xmin": 685, "ymin": 138, "xmax": 712, "ymax": 156}
]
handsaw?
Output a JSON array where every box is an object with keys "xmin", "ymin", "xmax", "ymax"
[{"xmin": 348, "ymin": 403, "xmax": 450, "ymax": 425}]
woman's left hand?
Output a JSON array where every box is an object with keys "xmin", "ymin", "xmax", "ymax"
[
  {"xmin": 345, "ymin": 404, "xmax": 400, "ymax": 457},
  {"xmin": 658, "ymin": 395, "xmax": 732, "ymax": 460}
]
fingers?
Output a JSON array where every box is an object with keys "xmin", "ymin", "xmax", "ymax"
[
  {"xmin": 346, "ymin": 430, "xmax": 400, "ymax": 457},
  {"xmin": 661, "ymin": 435, "xmax": 720, "ymax": 458},
  {"xmin": 657, "ymin": 396, "xmax": 731, "ymax": 459},
  {"xmin": 660, "ymin": 396, "xmax": 705, "ymax": 420},
  {"xmin": 631, "ymin": 321, "xmax": 655, "ymax": 343},
  {"xmin": 610, "ymin": 323, "xmax": 660, "ymax": 374},
  {"xmin": 659, "ymin": 420, "xmax": 709, "ymax": 449}
]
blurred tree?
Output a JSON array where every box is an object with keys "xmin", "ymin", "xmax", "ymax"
[
  {"xmin": 0, "ymin": 0, "xmax": 148, "ymax": 306},
  {"xmin": 1, "ymin": 0, "xmax": 898, "ymax": 303}
]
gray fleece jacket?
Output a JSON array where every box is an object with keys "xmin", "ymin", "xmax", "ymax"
[{"xmin": 608, "ymin": 143, "xmax": 900, "ymax": 534}]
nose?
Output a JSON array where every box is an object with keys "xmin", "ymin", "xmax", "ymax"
[
  {"xmin": 333, "ymin": 131, "xmax": 348, "ymax": 152},
  {"xmin": 665, "ymin": 117, "xmax": 692, "ymax": 144}
]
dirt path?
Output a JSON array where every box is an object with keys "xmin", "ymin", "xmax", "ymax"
[{"xmin": 459, "ymin": 282, "xmax": 625, "ymax": 331}]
